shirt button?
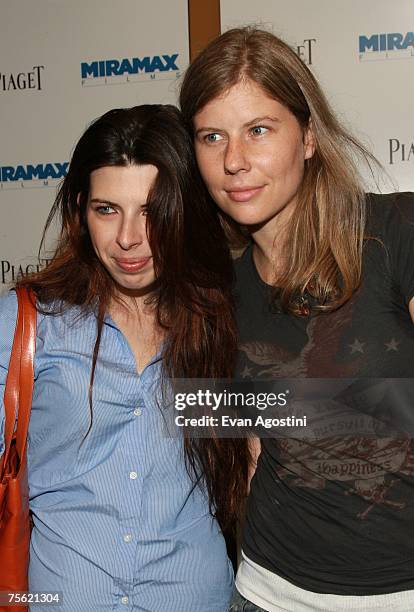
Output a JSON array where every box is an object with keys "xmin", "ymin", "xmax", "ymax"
[
  {"xmin": 123, "ymin": 534, "xmax": 132, "ymax": 543},
  {"xmin": 134, "ymin": 407, "xmax": 142, "ymax": 416},
  {"xmin": 129, "ymin": 471, "xmax": 138, "ymax": 480},
  {"xmin": 121, "ymin": 596, "xmax": 129, "ymax": 605}
]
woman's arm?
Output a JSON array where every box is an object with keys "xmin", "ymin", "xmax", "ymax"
[
  {"xmin": 247, "ymin": 436, "xmax": 261, "ymax": 493},
  {"xmin": 409, "ymin": 297, "xmax": 414, "ymax": 323},
  {"xmin": 0, "ymin": 290, "xmax": 18, "ymax": 455}
]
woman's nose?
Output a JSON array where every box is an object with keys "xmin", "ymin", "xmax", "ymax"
[
  {"xmin": 116, "ymin": 217, "xmax": 145, "ymax": 250},
  {"xmin": 223, "ymin": 138, "xmax": 251, "ymax": 175}
]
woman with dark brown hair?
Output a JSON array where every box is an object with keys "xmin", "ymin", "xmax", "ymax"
[
  {"xmin": 0, "ymin": 104, "xmax": 249, "ymax": 611},
  {"xmin": 180, "ymin": 27, "xmax": 414, "ymax": 612}
]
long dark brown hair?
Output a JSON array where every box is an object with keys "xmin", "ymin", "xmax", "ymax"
[
  {"xmin": 18, "ymin": 104, "xmax": 249, "ymax": 532},
  {"xmin": 180, "ymin": 27, "xmax": 380, "ymax": 313}
]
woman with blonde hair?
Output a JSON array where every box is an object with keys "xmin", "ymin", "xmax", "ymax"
[{"xmin": 180, "ymin": 27, "xmax": 414, "ymax": 612}]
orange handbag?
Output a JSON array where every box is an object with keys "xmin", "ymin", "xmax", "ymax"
[{"xmin": 0, "ymin": 288, "xmax": 36, "ymax": 612}]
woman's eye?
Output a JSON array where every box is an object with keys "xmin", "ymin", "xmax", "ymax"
[
  {"xmin": 204, "ymin": 132, "xmax": 222, "ymax": 143},
  {"xmin": 250, "ymin": 126, "xmax": 268, "ymax": 136},
  {"xmin": 96, "ymin": 205, "xmax": 115, "ymax": 215}
]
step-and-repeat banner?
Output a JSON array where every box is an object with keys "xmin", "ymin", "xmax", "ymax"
[
  {"xmin": 0, "ymin": 0, "xmax": 188, "ymax": 293},
  {"xmin": 2, "ymin": 1, "xmax": 412, "ymax": 292},
  {"xmin": 221, "ymin": 0, "xmax": 413, "ymax": 192}
]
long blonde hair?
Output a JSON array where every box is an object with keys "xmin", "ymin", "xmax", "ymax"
[{"xmin": 180, "ymin": 27, "xmax": 378, "ymax": 313}]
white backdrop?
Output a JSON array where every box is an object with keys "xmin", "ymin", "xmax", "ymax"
[
  {"xmin": 0, "ymin": 0, "xmax": 188, "ymax": 292},
  {"xmin": 221, "ymin": 0, "xmax": 414, "ymax": 192},
  {"xmin": 2, "ymin": 1, "xmax": 412, "ymax": 293}
]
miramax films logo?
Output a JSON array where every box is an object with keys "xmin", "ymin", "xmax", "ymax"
[
  {"xmin": 0, "ymin": 162, "xmax": 68, "ymax": 190},
  {"xmin": 359, "ymin": 31, "xmax": 414, "ymax": 61},
  {"xmin": 81, "ymin": 52, "xmax": 181, "ymax": 86}
]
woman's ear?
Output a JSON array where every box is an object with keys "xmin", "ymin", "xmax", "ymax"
[{"xmin": 303, "ymin": 119, "xmax": 316, "ymax": 160}]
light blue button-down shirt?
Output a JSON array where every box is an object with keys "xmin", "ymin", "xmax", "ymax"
[{"xmin": 0, "ymin": 291, "xmax": 233, "ymax": 611}]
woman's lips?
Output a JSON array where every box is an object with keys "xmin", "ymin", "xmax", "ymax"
[
  {"xmin": 226, "ymin": 186, "xmax": 264, "ymax": 202},
  {"xmin": 115, "ymin": 257, "xmax": 151, "ymax": 272}
]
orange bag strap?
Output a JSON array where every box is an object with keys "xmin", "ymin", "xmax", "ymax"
[{"xmin": 2, "ymin": 288, "xmax": 37, "ymax": 467}]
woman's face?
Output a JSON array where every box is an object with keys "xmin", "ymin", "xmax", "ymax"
[
  {"xmin": 86, "ymin": 164, "xmax": 157, "ymax": 297},
  {"xmin": 193, "ymin": 79, "xmax": 315, "ymax": 234}
]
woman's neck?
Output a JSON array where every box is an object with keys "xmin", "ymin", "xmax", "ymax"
[
  {"xmin": 109, "ymin": 294, "xmax": 163, "ymax": 375},
  {"xmin": 250, "ymin": 216, "xmax": 290, "ymax": 285}
]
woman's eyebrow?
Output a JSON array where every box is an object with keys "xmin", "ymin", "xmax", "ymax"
[
  {"xmin": 194, "ymin": 126, "xmax": 221, "ymax": 136},
  {"xmin": 243, "ymin": 115, "xmax": 281, "ymax": 127},
  {"xmin": 195, "ymin": 115, "xmax": 281, "ymax": 135},
  {"xmin": 89, "ymin": 198, "xmax": 119, "ymax": 206}
]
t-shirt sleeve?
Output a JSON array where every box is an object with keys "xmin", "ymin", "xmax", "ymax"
[
  {"xmin": 382, "ymin": 192, "xmax": 414, "ymax": 305},
  {"xmin": 0, "ymin": 290, "xmax": 18, "ymax": 456}
]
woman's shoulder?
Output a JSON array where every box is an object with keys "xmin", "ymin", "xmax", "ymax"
[
  {"xmin": 0, "ymin": 290, "xmax": 96, "ymax": 339},
  {"xmin": 35, "ymin": 299, "xmax": 96, "ymax": 337},
  {"xmin": 0, "ymin": 289, "xmax": 19, "ymax": 338},
  {"xmin": 0, "ymin": 289, "xmax": 18, "ymax": 318},
  {"xmin": 366, "ymin": 192, "xmax": 414, "ymax": 303},
  {"xmin": 366, "ymin": 192, "xmax": 414, "ymax": 237}
]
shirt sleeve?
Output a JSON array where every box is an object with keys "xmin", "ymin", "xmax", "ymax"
[
  {"xmin": 0, "ymin": 290, "xmax": 18, "ymax": 456},
  {"xmin": 382, "ymin": 192, "xmax": 414, "ymax": 305}
]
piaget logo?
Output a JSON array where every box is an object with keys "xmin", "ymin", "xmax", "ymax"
[
  {"xmin": 0, "ymin": 162, "xmax": 69, "ymax": 189},
  {"xmin": 81, "ymin": 53, "xmax": 180, "ymax": 86},
  {"xmin": 0, "ymin": 65, "xmax": 44, "ymax": 91},
  {"xmin": 1, "ymin": 259, "xmax": 50, "ymax": 285},
  {"xmin": 295, "ymin": 38, "xmax": 317, "ymax": 65},
  {"xmin": 389, "ymin": 138, "xmax": 414, "ymax": 165},
  {"xmin": 359, "ymin": 31, "xmax": 414, "ymax": 61}
]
